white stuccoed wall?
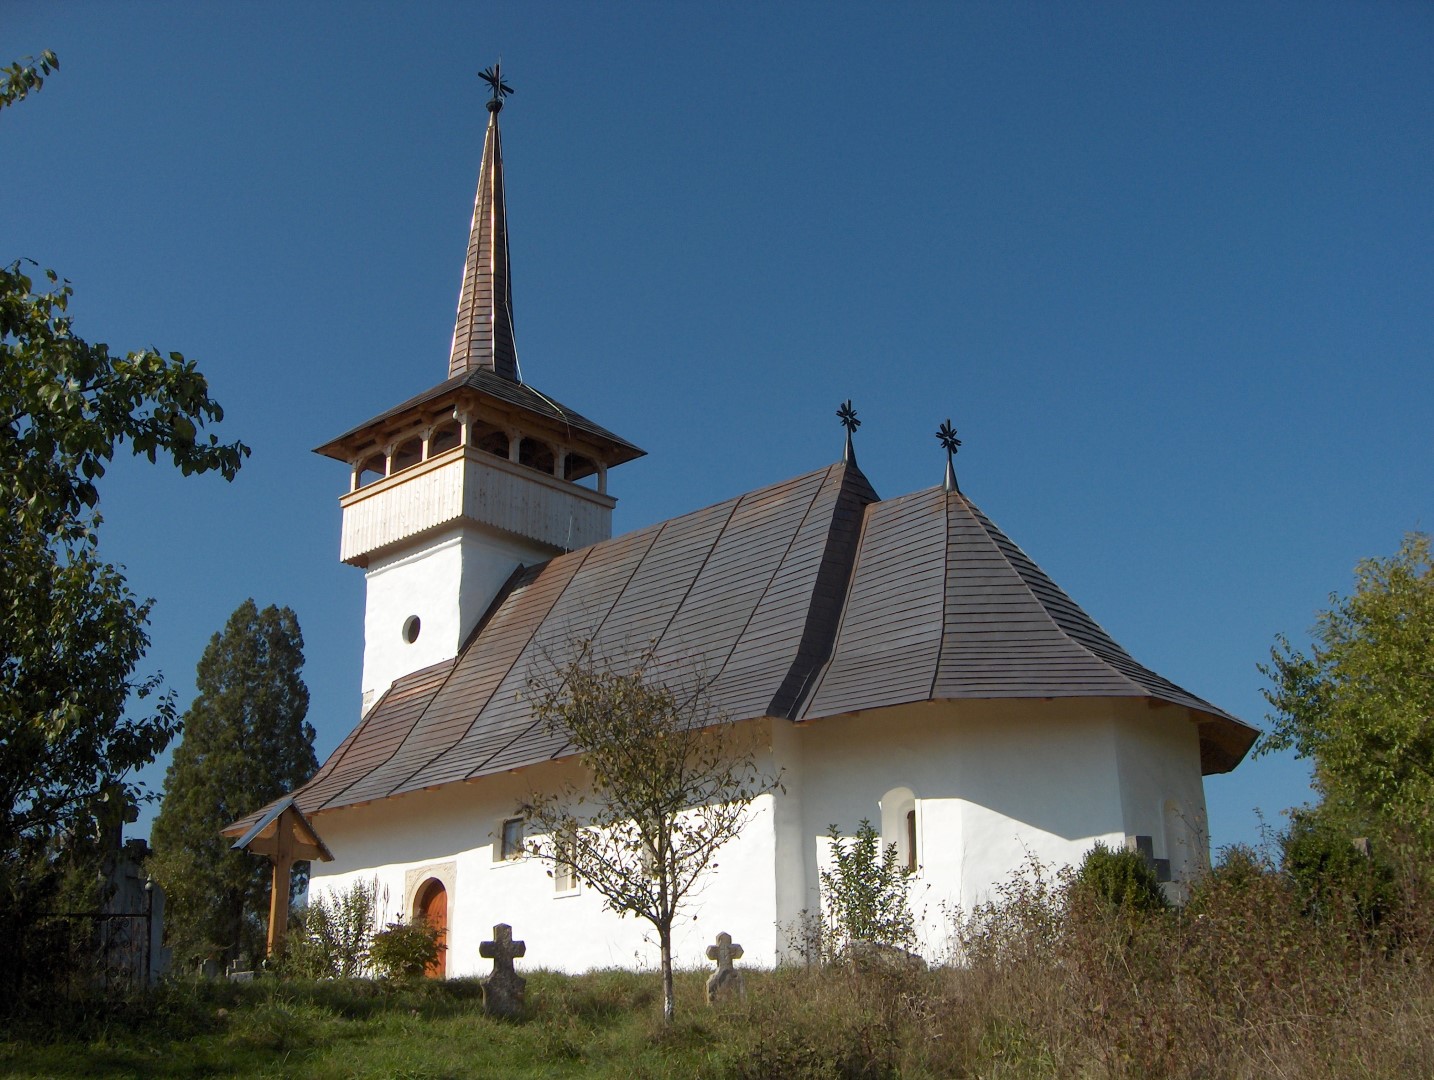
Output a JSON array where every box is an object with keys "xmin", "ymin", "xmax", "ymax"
[
  {"xmin": 308, "ymin": 743, "xmax": 783, "ymax": 975},
  {"xmin": 777, "ymin": 697, "xmax": 1211, "ymax": 961},
  {"xmin": 360, "ymin": 525, "xmax": 552, "ymax": 711},
  {"xmin": 1110, "ymin": 702, "xmax": 1209, "ymax": 898},
  {"xmin": 308, "ymin": 700, "xmax": 1213, "ymax": 973}
]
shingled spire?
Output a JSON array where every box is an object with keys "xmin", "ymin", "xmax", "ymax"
[{"xmin": 449, "ymin": 64, "xmax": 518, "ymax": 382}]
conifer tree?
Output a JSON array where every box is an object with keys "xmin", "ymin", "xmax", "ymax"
[{"xmin": 150, "ymin": 600, "xmax": 315, "ymax": 967}]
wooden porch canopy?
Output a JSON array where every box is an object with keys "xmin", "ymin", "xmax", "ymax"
[{"xmin": 228, "ymin": 796, "xmax": 333, "ymax": 957}]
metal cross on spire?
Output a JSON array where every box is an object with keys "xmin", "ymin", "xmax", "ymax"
[
  {"xmin": 937, "ymin": 418, "xmax": 962, "ymax": 493},
  {"xmin": 479, "ymin": 62, "xmax": 514, "ymax": 112},
  {"xmin": 837, "ymin": 400, "xmax": 860, "ymax": 465}
]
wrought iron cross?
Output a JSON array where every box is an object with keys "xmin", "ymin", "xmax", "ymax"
[
  {"xmin": 936, "ymin": 419, "xmax": 961, "ymax": 456},
  {"xmin": 937, "ymin": 418, "xmax": 962, "ymax": 493},
  {"xmin": 837, "ymin": 400, "xmax": 860, "ymax": 465},
  {"xmin": 479, "ymin": 63, "xmax": 515, "ymax": 108}
]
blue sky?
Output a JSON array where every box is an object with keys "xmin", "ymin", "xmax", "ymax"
[{"xmin": 6, "ymin": 3, "xmax": 1432, "ymax": 854}]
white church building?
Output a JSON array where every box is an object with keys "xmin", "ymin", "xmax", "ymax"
[{"xmin": 227, "ymin": 77, "xmax": 1257, "ymax": 975}]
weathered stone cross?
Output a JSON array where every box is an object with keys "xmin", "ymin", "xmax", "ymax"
[
  {"xmin": 480, "ymin": 923, "xmax": 525, "ymax": 972},
  {"xmin": 480, "ymin": 923, "xmax": 527, "ymax": 1017},
  {"xmin": 705, "ymin": 931, "xmax": 745, "ymax": 1005}
]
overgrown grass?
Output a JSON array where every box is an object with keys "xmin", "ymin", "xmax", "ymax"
[{"xmin": 6, "ymin": 850, "xmax": 1434, "ymax": 1078}]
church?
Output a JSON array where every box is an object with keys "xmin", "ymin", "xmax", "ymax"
[{"xmin": 226, "ymin": 73, "xmax": 1257, "ymax": 975}]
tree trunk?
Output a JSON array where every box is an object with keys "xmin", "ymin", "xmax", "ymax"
[{"xmin": 660, "ymin": 922, "xmax": 675, "ymax": 1024}]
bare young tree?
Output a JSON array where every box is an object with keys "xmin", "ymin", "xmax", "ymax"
[{"xmin": 521, "ymin": 642, "xmax": 778, "ymax": 1023}]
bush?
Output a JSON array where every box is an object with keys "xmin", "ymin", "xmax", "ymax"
[
  {"xmin": 819, "ymin": 820, "xmax": 916, "ymax": 962},
  {"xmin": 277, "ymin": 878, "xmax": 380, "ymax": 979},
  {"xmin": 1072, "ymin": 841, "xmax": 1168, "ymax": 913},
  {"xmin": 1282, "ymin": 811, "xmax": 1396, "ymax": 929},
  {"xmin": 368, "ymin": 918, "xmax": 441, "ymax": 981}
]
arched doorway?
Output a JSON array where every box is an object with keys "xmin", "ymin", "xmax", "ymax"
[{"xmin": 413, "ymin": 878, "xmax": 448, "ymax": 978}]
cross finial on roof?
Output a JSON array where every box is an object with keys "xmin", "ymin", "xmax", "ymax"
[
  {"xmin": 479, "ymin": 62, "xmax": 514, "ymax": 113},
  {"xmin": 937, "ymin": 418, "xmax": 961, "ymax": 494},
  {"xmin": 837, "ymin": 400, "xmax": 860, "ymax": 465}
]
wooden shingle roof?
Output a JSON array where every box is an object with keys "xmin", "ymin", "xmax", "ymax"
[
  {"xmin": 449, "ymin": 97, "xmax": 517, "ymax": 381},
  {"xmin": 226, "ymin": 461, "xmax": 879, "ymax": 834},
  {"xmin": 800, "ymin": 488, "xmax": 1256, "ymax": 773},
  {"xmin": 226, "ymin": 463, "xmax": 1255, "ymax": 837}
]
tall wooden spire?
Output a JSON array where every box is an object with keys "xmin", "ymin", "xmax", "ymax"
[{"xmin": 449, "ymin": 67, "xmax": 518, "ymax": 382}]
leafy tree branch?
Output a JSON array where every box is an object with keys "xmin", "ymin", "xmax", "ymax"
[{"xmin": 521, "ymin": 641, "xmax": 779, "ymax": 1023}]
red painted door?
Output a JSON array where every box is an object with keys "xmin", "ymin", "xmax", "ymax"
[{"xmin": 415, "ymin": 880, "xmax": 447, "ymax": 978}]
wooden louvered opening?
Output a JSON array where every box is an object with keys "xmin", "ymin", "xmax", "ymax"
[
  {"xmin": 392, "ymin": 437, "xmax": 422, "ymax": 473},
  {"xmin": 471, "ymin": 422, "xmax": 509, "ymax": 459},
  {"xmin": 518, "ymin": 437, "xmax": 555, "ymax": 475},
  {"xmin": 357, "ymin": 452, "xmax": 385, "ymax": 488},
  {"xmin": 429, "ymin": 421, "xmax": 461, "ymax": 455},
  {"xmin": 565, "ymin": 451, "xmax": 598, "ymax": 486}
]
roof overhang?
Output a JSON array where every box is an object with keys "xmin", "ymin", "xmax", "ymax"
[
  {"xmin": 225, "ymin": 796, "xmax": 334, "ymax": 863},
  {"xmin": 313, "ymin": 371, "xmax": 644, "ymax": 471}
]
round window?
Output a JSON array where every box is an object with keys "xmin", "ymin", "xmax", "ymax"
[{"xmin": 403, "ymin": 615, "xmax": 421, "ymax": 644}]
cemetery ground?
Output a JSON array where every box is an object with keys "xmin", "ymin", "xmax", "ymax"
[{"xmin": 6, "ymin": 856, "xmax": 1434, "ymax": 1080}]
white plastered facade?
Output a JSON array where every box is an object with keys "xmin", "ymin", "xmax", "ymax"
[
  {"xmin": 360, "ymin": 525, "xmax": 552, "ymax": 713},
  {"xmin": 308, "ymin": 697, "xmax": 1208, "ymax": 973}
]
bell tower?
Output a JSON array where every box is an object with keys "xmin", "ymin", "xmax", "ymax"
[{"xmin": 315, "ymin": 66, "xmax": 644, "ymax": 712}]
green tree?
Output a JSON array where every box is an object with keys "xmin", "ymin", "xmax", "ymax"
[
  {"xmin": 1259, "ymin": 532, "xmax": 1434, "ymax": 854},
  {"xmin": 1, "ymin": 57, "xmax": 249, "ymax": 996},
  {"xmin": 149, "ymin": 601, "xmax": 316, "ymax": 967},
  {"xmin": 522, "ymin": 643, "xmax": 777, "ymax": 1023}
]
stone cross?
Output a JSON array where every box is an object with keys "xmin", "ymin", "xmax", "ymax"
[
  {"xmin": 705, "ymin": 931, "xmax": 745, "ymax": 1005},
  {"xmin": 479, "ymin": 923, "xmax": 527, "ymax": 1017}
]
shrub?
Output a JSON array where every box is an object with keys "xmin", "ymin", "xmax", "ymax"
[
  {"xmin": 1282, "ymin": 810, "xmax": 1396, "ymax": 930},
  {"xmin": 819, "ymin": 820, "xmax": 916, "ymax": 961},
  {"xmin": 368, "ymin": 918, "xmax": 441, "ymax": 981},
  {"xmin": 278, "ymin": 877, "xmax": 381, "ymax": 979},
  {"xmin": 1072, "ymin": 841, "xmax": 1168, "ymax": 913}
]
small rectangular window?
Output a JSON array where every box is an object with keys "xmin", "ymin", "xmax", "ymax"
[
  {"xmin": 905, "ymin": 809, "xmax": 918, "ymax": 872},
  {"xmin": 553, "ymin": 833, "xmax": 578, "ymax": 893},
  {"xmin": 500, "ymin": 817, "xmax": 525, "ymax": 861}
]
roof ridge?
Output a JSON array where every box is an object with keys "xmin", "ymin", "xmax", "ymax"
[
  {"xmin": 787, "ymin": 467, "xmax": 887, "ymax": 720},
  {"xmin": 927, "ymin": 489, "xmax": 954, "ymax": 703}
]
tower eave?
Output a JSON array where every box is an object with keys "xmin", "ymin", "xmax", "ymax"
[{"xmin": 314, "ymin": 373, "xmax": 645, "ymax": 468}]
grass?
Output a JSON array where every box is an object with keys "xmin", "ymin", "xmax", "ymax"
[{"xmin": 7, "ymin": 850, "xmax": 1434, "ymax": 1078}]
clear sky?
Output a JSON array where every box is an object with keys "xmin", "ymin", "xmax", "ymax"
[{"xmin": 6, "ymin": 3, "xmax": 1432, "ymax": 855}]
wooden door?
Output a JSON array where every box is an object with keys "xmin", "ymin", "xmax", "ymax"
[{"xmin": 414, "ymin": 879, "xmax": 447, "ymax": 978}]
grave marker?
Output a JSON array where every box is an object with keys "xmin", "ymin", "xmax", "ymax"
[
  {"xmin": 705, "ymin": 931, "xmax": 745, "ymax": 1004},
  {"xmin": 479, "ymin": 923, "xmax": 527, "ymax": 1017}
]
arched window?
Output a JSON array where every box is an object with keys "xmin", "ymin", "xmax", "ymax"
[{"xmin": 880, "ymin": 787, "xmax": 918, "ymax": 872}]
